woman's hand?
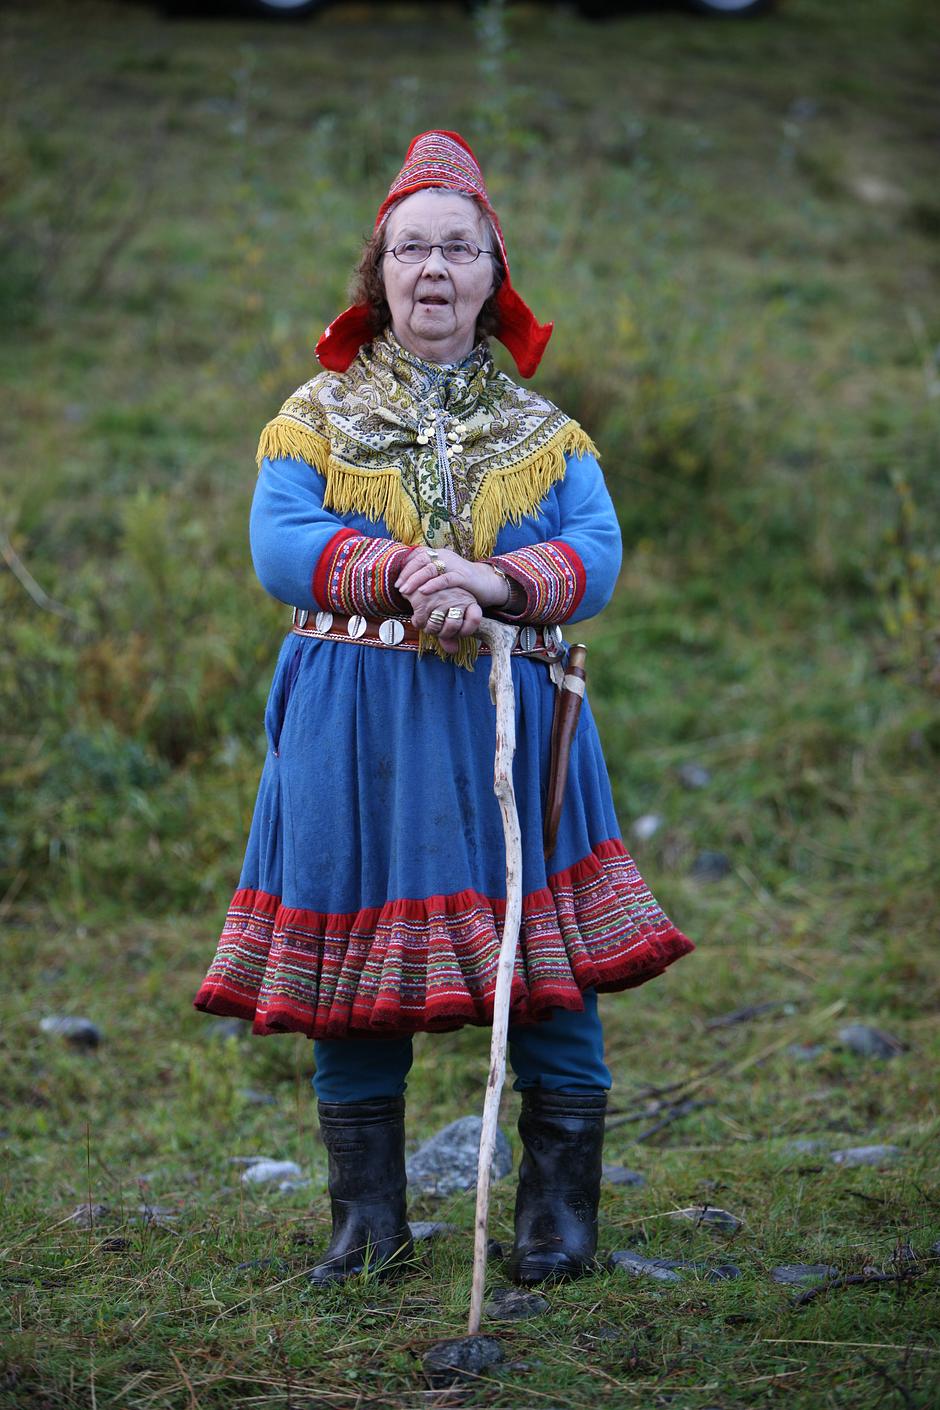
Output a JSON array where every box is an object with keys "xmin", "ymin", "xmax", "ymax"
[
  {"xmin": 409, "ymin": 584, "xmax": 482, "ymax": 653},
  {"xmin": 396, "ymin": 547, "xmax": 510, "ymax": 611}
]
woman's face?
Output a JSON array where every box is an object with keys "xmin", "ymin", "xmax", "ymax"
[{"xmin": 380, "ymin": 190, "xmax": 497, "ymax": 365}]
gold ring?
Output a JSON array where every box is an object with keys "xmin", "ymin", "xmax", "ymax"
[
  {"xmin": 427, "ymin": 552, "xmax": 446, "ymax": 577},
  {"xmin": 446, "ymin": 606, "xmax": 465, "ymax": 619},
  {"xmin": 428, "ymin": 608, "xmax": 447, "ymax": 626}
]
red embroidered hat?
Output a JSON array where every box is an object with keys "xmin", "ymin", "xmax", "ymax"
[{"xmin": 315, "ymin": 130, "xmax": 553, "ymax": 379}]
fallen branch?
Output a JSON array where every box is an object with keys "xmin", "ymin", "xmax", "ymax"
[{"xmin": 793, "ymin": 1265, "xmax": 928, "ymax": 1307}]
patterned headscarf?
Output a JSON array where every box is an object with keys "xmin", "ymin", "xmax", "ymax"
[{"xmin": 315, "ymin": 130, "xmax": 553, "ymax": 379}]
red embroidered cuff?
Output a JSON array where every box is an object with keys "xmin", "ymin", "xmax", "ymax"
[
  {"xmin": 487, "ymin": 541, "xmax": 587, "ymax": 624},
  {"xmin": 313, "ymin": 530, "xmax": 415, "ymax": 616}
]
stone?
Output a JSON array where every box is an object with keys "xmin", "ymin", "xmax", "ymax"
[
  {"xmin": 423, "ymin": 1335, "xmax": 505, "ymax": 1388},
  {"xmin": 39, "ymin": 1016, "xmax": 101, "ymax": 1050},
  {"xmin": 631, "ymin": 813, "xmax": 665, "ymax": 842},
  {"xmin": 100, "ymin": 1238, "xmax": 131, "ymax": 1252},
  {"xmin": 608, "ymin": 1250, "xmax": 741, "ymax": 1282},
  {"xmin": 484, "ymin": 1286, "xmax": 550, "ymax": 1321},
  {"xmin": 787, "ymin": 1044, "xmax": 826, "ymax": 1062},
  {"xmin": 208, "ymin": 1019, "xmax": 245, "ymax": 1040},
  {"xmin": 771, "ymin": 1263, "xmax": 839, "ymax": 1285},
  {"xmin": 830, "ymin": 1144, "xmax": 902, "ymax": 1168},
  {"xmin": 136, "ymin": 1203, "xmax": 178, "ymax": 1223},
  {"xmin": 68, "ymin": 1203, "xmax": 109, "ymax": 1227},
  {"xmin": 782, "ymin": 1138, "xmax": 830, "ymax": 1155},
  {"xmin": 241, "ymin": 1160, "xmax": 304, "ymax": 1186},
  {"xmin": 669, "ymin": 1205, "xmax": 743, "ymax": 1234},
  {"xmin": 238, "ymin": 1089, "xmax": 277, "ymax": 1107},
  {"xmin": 277, "ymin": 1178, "xmax": 311, "ymax": 1193},
  {"xmin": 603, "ymin": 1164, "xmax": 647, "ymax": 1187},
  {"xmin": 678, "ymin": 763, "xmax": 711, "ymax": 790},
  {"xmin": 837, "ymin": 1025, "xmax": 905, "ymax": 1059},
  {"xmin": 409, "ymin": 1221, "xmax": 459, "ymax": 1243},
  {"xmin": 690, "ymin": 851, "xmax": 732, "ymax": 882},
  {"xmin": 406, "ymin": 1117, "xmax": 512, "ymax": 1198}
]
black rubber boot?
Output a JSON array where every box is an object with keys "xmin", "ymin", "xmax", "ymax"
[
  {"xmin": 508, "ymin": 1089, "xmax": 607, "ymax": 1286},
  {"xmin": 307, "ymin": 1096, "xmax": 414, "ymax": 1287}
]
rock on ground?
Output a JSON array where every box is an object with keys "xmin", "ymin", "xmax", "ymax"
[
  {"xmin": 837, "ymin": 1024, "xmax": 905, "ymax": 1059},
  {"xmin": 631, "ymin": 813, "xmax": 665, "ymax": 842},
  {"xmin": 603, "ymin": 1164, "xmax": 647, "ymax": 1187},
  {"xmin": 830, "ymin": 1144, "xmax": 902, "ymax": 1168},
  {"xmin": 485, "ymin": 1286, "xmax": 550, "ymax": 1321},
  {"xmin": 668, "ymin": 1205, "xmax": 743, "ymax": 1234},
  {"xmin": 406, "ymin": 1117, "xmax": 512, "ymax": 1197},
  {"xmin": 608, "ymin": 1250, "xmax": 741, "ymax": 1283},
  {"xmin": 423, "ymin": 1335, "xmax": 505, "ymax": 1388},
  {"xmin": 771, "ymin": 1264, "xmax": 839, "ymax": 1285},
  {"xmin": 241, "ymin": 1159, "xmax": 304, "ymax": 1185},
  {"xmin": 409, "ymin": 1221, "xmax": 459, "ymax": 1243},
  {"xmin": 68, "ymin": 1203, "xmax": 110, "ymax": 1227},
  {"xmin": 39, "ymin": 1016, "xmax": 101, "ymax": 1049}
]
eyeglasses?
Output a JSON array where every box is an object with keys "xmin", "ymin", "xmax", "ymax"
[{"xmin": 382, "ymin": 240, "xmax": 497, "ymax": 266}]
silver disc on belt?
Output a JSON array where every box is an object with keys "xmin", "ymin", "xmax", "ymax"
[
  {"xmin": 518, "ymin": 626, "xmax": 538, "ymax": 653},
  {"xmin": 546, "ymin": 624, "xmax": 564, "ymax": 654},
  {"xmin": 315, "ymin": 611, "xmax": 333, "ymax": 634},
  {"xmin": 347, "ymin": 614, "xmax": 367, "ymax": 639},
  {"xmin": 295, "ymin": 608, "xmax": 309, "ymax": 628},
  {"xmin": 379, "ymin": 618, "xmax": 405, "ymax": 645}
]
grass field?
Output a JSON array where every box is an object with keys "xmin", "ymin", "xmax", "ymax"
[{"xmin": 1, "ymin": 1, "xmax": 939, "ymax": 1406}]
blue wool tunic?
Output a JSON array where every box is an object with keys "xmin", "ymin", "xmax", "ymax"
[{"xmin": 194, "ymin": 447, "xmax": 694, "ymax": 1038}]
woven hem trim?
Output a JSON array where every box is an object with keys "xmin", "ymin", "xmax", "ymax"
[{"xmin": 193, "ymin": 838, "xmax": 695, "ymax": 1039}]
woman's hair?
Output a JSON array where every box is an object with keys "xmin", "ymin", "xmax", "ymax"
[{"xmin": 350, "ymin": 198, "xmax": 506, "ymax": 340}]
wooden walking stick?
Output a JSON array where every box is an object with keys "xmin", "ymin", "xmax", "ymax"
[{"xmin": 468, "ymin": 618, "xmax": 523, "ymax": 1336}]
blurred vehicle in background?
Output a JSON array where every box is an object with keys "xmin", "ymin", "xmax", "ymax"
[{"xmin": 210, "ymin": 1, "xmax": 777, "ymax": 20}]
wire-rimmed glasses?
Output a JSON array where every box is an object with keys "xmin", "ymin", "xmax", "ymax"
[{"xmin": 382, "ymin": 240, "xmax": 497, "ymax": 265}]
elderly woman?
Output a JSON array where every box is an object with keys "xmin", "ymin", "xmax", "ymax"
[{"xmin": 195, "ymin": 131, "xmax": 694, "ymax": 1288}]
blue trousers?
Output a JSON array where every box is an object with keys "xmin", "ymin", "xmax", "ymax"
[{"xmin": 312, "ymin": 991, "xmax": 611, "ymax": 1103}]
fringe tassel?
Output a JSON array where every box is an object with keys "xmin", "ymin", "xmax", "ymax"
[
  {"xmin": 322, "ymin": 463, "xmax": 422, "ymax": 547},
  {"xmin": 256, "ymin": 417, "xmax": 331, "ymax": 473},
  {"xmin": 471, "ymin": 423, "xmax": 598, "ymax": 559},
  {"xmin": 417, "ymin": 630, "xmax": 480, "ymax": 670}
]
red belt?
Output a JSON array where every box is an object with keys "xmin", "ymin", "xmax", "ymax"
[{"xmin": 290, "ymin": 607, "xmax": 565, "ymax": 662}]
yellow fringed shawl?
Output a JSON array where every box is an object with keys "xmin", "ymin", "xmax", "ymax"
[{"xmin": 256, "ymin": 332, "xmax": 599, "ymax": 665}]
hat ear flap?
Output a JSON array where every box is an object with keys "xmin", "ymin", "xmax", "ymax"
[
  {"xmin": 494, "ymin": 283, "xmax": 553, "ymax": 379},
  {"xmin": 316, "ymin": 304, "xmax": 375, "ymax": 372}
]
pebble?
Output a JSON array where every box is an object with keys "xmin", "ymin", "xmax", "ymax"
[
  {"xmin": 631, "ymin": 813, "xmax": 665, "ymax": 842},
  {"xmin": 608, "ymin": 1250, "xmax": 741, "ymax": 1282},
  {"xmin": 690, "ymin": 851, "xmax": 732, "ymax": 882},
  {"xmin": 39, "ymin": 1016, "xmax": 101, "ymax": 1050},
  {"xmin": 208, "ymin": 1019, "xmax": 245, "ymax": 1040},
  {"xmin": 678, "ymin": 762, "xmax": 711, "ymax": 790},
  {"xmin": 787, "ymin": 1043, "xmax": 826, "ymax": 1062},
  {"xmin": 669, "ymin": 1205, "xmax": 743, "ymax": 1233},
  {"xmin": 485, "ymin": 1286, "xmax": 550, "ymax": 1321},
  {"xmin": 771, "ymin": 1264, "xmax": 839, "ymax": 1285},
  {"xmin": 837, "ymin": 1024, "xmax": 905, "ymax": 1059},
  {"xmin": 423, "ymin": 1335, "xmax": 505, "ymax": 1388},
  {"xmin": 241, "ymin": 1160, "xmax": 304, "ymax": 1185},
  {"xmin": 603, "ymin": 1164, "xmax": 647, "ymax": 1187},
  {"xmin": 68, "ymin": 1203, "xmax": 109, "ymax": 1227},
  {"xmin": 830, "ymin": 1144, "xmax": 902, "ymax": 1168},
  {"xmin": 238, "ymin": 1089, "xmax": 277, "ymax": 1107},
  {"xmin": 782, "ymin": 1138, "xmax": 830, "ymax": 1155},
  {"xmin": 136, "ymin": 1203, "xmax": 178, "ymax": 1222},
  {"xmin": 409, "ymin": 1220, "xmax": 459, "ymax": 1243},
  {"xmin": 406, "ymin": 1116, "xmax": 512, "ymax": 1198}
]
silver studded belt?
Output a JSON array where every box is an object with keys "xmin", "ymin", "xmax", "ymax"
[{"xmin": 290, "ymin": 607, "xmax": 566, "ymax": 663}]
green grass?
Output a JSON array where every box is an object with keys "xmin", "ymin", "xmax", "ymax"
[{"xmin": 2, "ymin": 0, "xmax": 939, "ymax": 1405}]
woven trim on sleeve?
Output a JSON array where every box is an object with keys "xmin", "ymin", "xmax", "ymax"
[
  {"xmin": 313, "ymin": 529, "xmax": 414, "ymax": 616},
  {"xmin": 487, "ymin": 540, "xmax": 586, "ymax": 624}
]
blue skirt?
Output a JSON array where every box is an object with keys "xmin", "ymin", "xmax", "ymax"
[{"xmin": 194, "ymin": 631, "xmax": 694, "ymax": 1037}]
